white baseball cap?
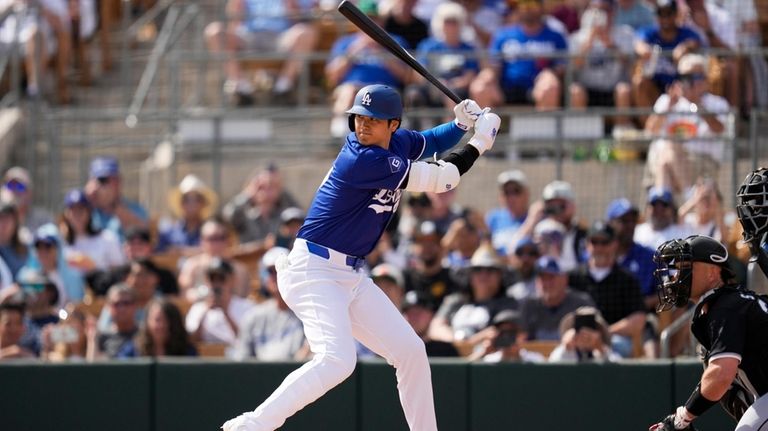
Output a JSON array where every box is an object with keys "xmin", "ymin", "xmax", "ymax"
[
  {"xmin": 371, "ymin": 263, "xmax": 405, "ymax": 288},
  {"xmin": 497, "ymin": 170, "xmax": 527, "ymax": 187},
  {"xmin": 542, "ymin": 180, "xmax": 575, "ymax": 201}
]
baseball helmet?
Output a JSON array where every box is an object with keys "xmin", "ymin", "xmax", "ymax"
[
  {"xmin": 736, "ymin": 167, "xmax": 768, "ymax": 244},
  {"xmin": 653, "ymin": 235, "xmax": 734, "ymax": 311},
  {"xmin": 346, "ymin": 84, "xmax": 403, "ymax": 131}
]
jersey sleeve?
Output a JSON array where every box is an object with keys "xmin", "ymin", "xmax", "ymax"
[
  {"xmin": 344, "ymin": 148, "xmax": 411, "ymax": 190},
  {"xmin": 707, "ymin": 300, "xmax": 746, "ymax": 361}
]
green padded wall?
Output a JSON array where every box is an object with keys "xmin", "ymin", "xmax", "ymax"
[
  {"xmin": 153, "ymin": 359, "xmax": 357, "ymax": 431},
  {"xmin": 0, "ymin": 360, "xmax": 152, "ymax": 431},
  {"xmin": 470, "ymin": 361, "xmax": 673, "ymax": 431}
]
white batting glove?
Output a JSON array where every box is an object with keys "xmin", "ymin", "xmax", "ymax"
[
  {"xmin": 468, "ymin": 108, "xmax": 501, "ymax": 155},
  {"xmin": 453, "ymin": 99, "xmax": 484, "ymax": 131},
  {"xmin": 672, "ymin": 406, "xmax": 696, "ymax": 429}
]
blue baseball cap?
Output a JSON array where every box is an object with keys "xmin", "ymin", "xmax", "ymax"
[
  {"xmin": 605, "ymin": 198, "xmax": 638, "ymax": 220},
  {"xmin": 89, "ymin": 157, "xmax": 120, "ymax": 179},
  {"xmin": 346, "ymin": 84, "xmax": 403, "ymax": 121},
  {"xmin": 64, "ymin": 189, "xmax": 89, "ymax": 207},
  {"xmin": 647, "ymin": 186, "xmax": 674, "ymax": 205},
  {"xmin": 535, "ymin": 255, "xmax": 564, "ymax": 274}
]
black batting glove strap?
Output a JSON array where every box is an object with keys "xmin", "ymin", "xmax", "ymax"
[
  {"xmin": 442, "ymin": 145, "xmax": 479, "ymax": 176},
  {"xmin": 685, "ymin": 386, "xmax": 718, "ymax": 417}
]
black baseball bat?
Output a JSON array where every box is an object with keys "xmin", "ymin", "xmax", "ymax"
[{"xmin": 337, "ymin": 0, "xmax": 462, "ymax": 104}]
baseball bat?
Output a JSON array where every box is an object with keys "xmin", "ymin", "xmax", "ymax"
[{"xmin": 337, "ymin": 0, "xmax": 462, "ymax": 104}]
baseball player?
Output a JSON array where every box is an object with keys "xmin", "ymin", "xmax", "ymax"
[
  {"xmin": 649, "ymin": 235, "xmax": 768, "ymax": 431},
  {"xmin": 737, "ymin": 167, "xmax": 768, "ymax": 280},
  {"xmin": 222, "ymin": 84, "xmax": 500, "ymax": 431}
]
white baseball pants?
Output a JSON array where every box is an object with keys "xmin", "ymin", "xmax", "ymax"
[{"xmin": 223, "ymin": 240, "xmax": 438, "ymax": 431}]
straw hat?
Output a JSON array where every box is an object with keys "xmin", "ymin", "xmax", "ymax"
[{"xmin": 168, "ymin": 175, "xmax": 218, "ymax": 219}]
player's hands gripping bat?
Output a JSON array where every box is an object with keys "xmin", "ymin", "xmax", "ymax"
[
  {"xmin": 453, "ymin": 99, "xmax": 484, "ymax": 131},
  {"xmin": 649, "ymin": 407, "xmax": 698, "ymax": 431},
  {"xmin": 468, "ymin": 109, "xmax": 501, "ymax": 155}
]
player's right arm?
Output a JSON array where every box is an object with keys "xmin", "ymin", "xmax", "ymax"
[{"xmin": 403, "ymin": 110, "xmax": 500, "ymax": 193}]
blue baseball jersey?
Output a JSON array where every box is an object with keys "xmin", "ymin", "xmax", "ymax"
[
  {"xmin": 298, "ymin": 123, "xmax": 465, "ymax": 257},
  {"xmin": 636, "ymin": 25, "xmax": 701, "ymax": 87},
  {"xmin": 329, "ymin": 34, "xmax": 409, "ymax": 88},
  {"xmin": 490, "ymin": 25, "xmax": 568, "ymax": 90}
]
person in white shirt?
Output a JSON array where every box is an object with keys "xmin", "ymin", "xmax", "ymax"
[
  {"xmin": 644, "ymin": 53, "xmax": 730, "ymax": 196},
  {"xmin": 548, "ymin": 306, "xmax": 622, "ymax": 363},
  {"xmin": 185, "ymin": 258, "xmax": 255, "ymax": 350},
  {"xmin": 678, "ymin": 178, "xmax": 728, "ymax": 241},
  {"xmin": 634, "ymin": 186, "xmax": 694, "ymax": 250}
]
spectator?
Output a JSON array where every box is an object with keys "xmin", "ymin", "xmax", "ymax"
[
  {"xmin": 632, "ymin": 0, "xmax": 701, "ymax": 110},
  {"xmin": 485, "ymin": 170, "xmax": 530, "ymax": 255},
  {"xmin": 121, "ymin": 227, "xmax": 179, "ymax": 295},
  {"xmin": 0, "ymin": 302, "xmax": 34, "ymax": 359},
  {"xmin": 532, "ymin": 218, "xmax": 567, "ymax": 261},
  {"xmin": 568, "ymin": 0, "xmax": 634, "ymax": 128},
  {"xmin": 273, "ymin": 207, "xmax": 304, "ymax": 250},
  {"xmin": 40, "ymin": 309, "xmax": 91, "ymax": 362},
  {"xmin": 178, "ymin": 217, "xmax": 250, "ymax": 301},
  {"xmin": 520, "ymin": 255, "xmax": 594, "ymax": 341},
  {"xmin": 425, "ymin": 190, "xmax": 467, "ymax": 236},
  {"xmin": 235, "ymin": 248, "xmax": 306, "ymax": 360},
  {"xmin": 14, "ymin": 268, "xmax": 60, "ymax": 355},
  {"xmin": 21, "ymin": 223, "xmax": 85, "ymax": 308},
  {"xmin": 568, "ymin": 220, "xmax": 646, "ymax": 358},
  {"xmin": 0, "ymin": 201, "xmax": 28, "ymax": 279},
  {"xmin": 406, "ymin": 2, "xmax": 480, "ymax": 129},
  {"xmin": 95, "ymin": 284, "xmax": 138, "ymax": 358},
  {"xmin": 371, "ymin": 263, "xmax": 406, "ymax": 310},
  {"xmin": 204, "ymin": 0, "xmax": 318, "ymax": 105},
  {"xmin": 428, "ymin": 245, "xmax": 517, "ymax": 354},
  {"xmin": 185, "ymin": 258, "xmax": 255, "ymax": 350},
  {"xmin": 84, "ymin": 157, "xmax": 149, "ymax": 239},
  {"xmin": 470, "ymin": 0, "xmax": 567, "ymax": 110},
  {"xmin": 222, "ymin": 165, "xmax": 299, "ymax": 245},
  {"xmin": 605, "ymin": 198, "xmax": 656, "ymax": 304},
  {"xmin": 549, "ymin": 306, "xmax": 621, "ymax": 362},
  {"xmin": 539, "ymin": 181, "xmax": 586, "ymax": 272},
  {"xmin": 0, "ymin": 0, "xmax": 72, "ymax": 103},
  {"xmin": 325, "ymin": 0, "xmax": 410, "ymax": 137},
  {"xmin": 0, "ymin": 167, "xmax": 53, "ymax": 238},
  {"xmin": 613, "ymin": 0, "xmax": 655, "ymax": 30},
  {"xmin": 382, "ymin": 0, "xmax": 429, "ymax": 49},
  {"xmin": 157, "ymin": 174, "xmax": 218, "ymax": 254},
  {"xmin": 404, "ymin": 220, "xmax": 460, "ymax": 308},
  {"xmin": 402, "ymin": 290, "xmax": 459, "ymax": 357},
  {"xmin": 506, "ymin": 237, "xmax": 540, "ymax": 300},
  {"xmin": 644, "ymin": 53, "xmax": 730, "ymax": 195},
  {"xmin": 678, "ymin": 178, "xmax": 727, "ymax": 241},
  {"xmin": 635, "ymin": 187, "xmax": 695, "ymax": 251},
  {"xmin": 60, "ymin": 189, "xmax": 125, "ymax": 273},
  {"xmin": 471, "ymin": 309, "xmax": 544, "ymax": 362},
  {"xmin": 441, "ymin": 213, "xmax": 483, "ymax": 269},
  {"xmin": 453, "ymin": 0, "xmax": 503, "ymax": 46},
  {"xmin": 131, "ymin": 298, "xmax": 196, "ymax": 357}
]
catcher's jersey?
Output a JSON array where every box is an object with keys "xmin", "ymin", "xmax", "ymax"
[
  {"xmin": 297, "ymin": 129, "xmax": 427, "ymax": 257},
  {"xmin": 692, "ymin": 285, "xmax": 768, "ymax": 397}
]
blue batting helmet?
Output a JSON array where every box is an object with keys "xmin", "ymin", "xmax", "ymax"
[{"xmin": 346, "ymin": 84, "xmax": 402, "ymax": 131}]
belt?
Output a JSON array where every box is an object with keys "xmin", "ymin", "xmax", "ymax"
[{"xmin": 301, "ymin": 239, "xmax": 366, "ymax": 270}]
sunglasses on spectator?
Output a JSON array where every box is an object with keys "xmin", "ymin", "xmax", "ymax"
[
  {"xmin": 515, "ymin": 248, "xmax": 539, "ymax": 257},
  {"xmin": 679, "ymin": 73, "xmax": 706, "ymax": 83},
  {"xmin": 5, "ymin": 179, "xmax": 27, "ymax": 193},
  {"xmin": 208, "ymin": 273, "xmax": 230, "ymax": 284},
  {"xmin": 203, "ymin": 234, "xmax": 227, "ymax": 242},
  {"xmin": 96, "ymin": 176, "xmax": 111, "ymax": 185},
  {"xmin": 110, "ymin": 300, "xmax": 135, "ymax": 308},
  {"xmin": 34, "ymin": 241, "xmax": 56, "ymax": 250},
  {"xmin": 589, "ymin": 238, "xmax": 612, "ymax": 246},
  {"xmin": 504, "ymin": 186, "xmax": 524, "ymax": 196},
  {"xmin": 182, "ymin": 193, "xmax": 205, "ymax": 204},
  {"xmin": 651, "ymin": 200, "xmax": 671, "ymax": 208}
]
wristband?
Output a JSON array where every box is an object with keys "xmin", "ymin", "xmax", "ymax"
[{"xmin": 684, "ymin": 386, "xmax": 717, "ymax": 416}]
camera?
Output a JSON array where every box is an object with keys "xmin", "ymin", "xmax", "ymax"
[
  {"xmin": 544, "ymin": 203, "xmax": 565, "ymax": 216},
  {"xmin": 50, "ymin": 325, "xmax": 79, "ymax": 344},
  {"xmin": 493, "ymin": 329, "xmax": 517, "ymax": 349},
  {"xmin": 574, "ymin": 313, "xmax": 598, "ymax": 331}
]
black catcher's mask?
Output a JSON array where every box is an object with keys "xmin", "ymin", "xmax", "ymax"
[{"xmin": 654, "ymin": 238, "xmax": 694, "ymax": 312}]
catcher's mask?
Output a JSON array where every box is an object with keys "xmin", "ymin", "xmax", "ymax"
[
  {"xmin": 736, "ymin": 167, "xmax": 768, "ymax": 244},
  {"xmin": 654, "ymin": 238, "xmax": 693, "ymax": 312}
]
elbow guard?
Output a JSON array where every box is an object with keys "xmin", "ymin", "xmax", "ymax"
[{"xmin": 405, "ymin": 160, "xmax": 460, "ymax": 193}]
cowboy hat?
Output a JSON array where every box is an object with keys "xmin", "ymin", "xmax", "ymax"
[{"xmin": 168, "ymin": 174, "xmax": 218, "ymax": 219}]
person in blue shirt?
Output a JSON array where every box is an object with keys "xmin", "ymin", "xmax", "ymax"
[
  {"xmin": 485, "ymin": 169, "xmax": 530, "ymax": 256},
  {"xmin": 157, "ymin": 174, "xmax": 218, "ymax": 253},
  {"xmin": 406, "ymin": 1, "xmax": 480, "ymax": 128},
  {"xmin": 204, "ymin": 0, "xmax": 318, "ymax": 105},
  {"xmin": 470, "ymin": 0, "xmax": 567, "ymax": 109},
  {"xmin": 632, "ymin": 0, "xmax": 701, "ymax": 110},
  {"xmin": 222, "ymin": 85, "xmax": 500, "ymax": 431},
  {"xmin": 326, "ymin": 0, "xmax": 411, "ymax": 137},
  {"xmin": 84, "ymin": 157, "xmax": 149, "ymax": 242}
]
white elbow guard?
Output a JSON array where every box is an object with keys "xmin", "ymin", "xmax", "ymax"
[{"xmin": 405, "ymin": 160, "xmax": 460, "ymax": 193}]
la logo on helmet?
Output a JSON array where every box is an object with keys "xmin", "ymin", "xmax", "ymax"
[{"xmin": 361, "ymin": 92, "xmax": 372, "ymax": 106}]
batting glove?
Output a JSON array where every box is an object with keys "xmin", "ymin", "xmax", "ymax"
[
  {"xmin": 649, "ymin": 407, "xmax": 697, "ymax": 431},
  {"xmin": 468, "ymin": 109, "xmax": 500, "ymax": 155},
  {"xmin": 453, "ymin": 99, "xmax": 484, "ymax": 131}
]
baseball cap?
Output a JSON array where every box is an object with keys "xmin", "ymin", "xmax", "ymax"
[
  {"xmin": 89, "ymin": 156, "xmax": 120, "ymax": 179},
  {"xmin": 686, "ymin": 235, "xmax": 735, "ymax": 279},
  {"xmin": 492, "ymin": 309, "xmax": 521, "ymax": 327},
  {"xmin": 206, "ymin": 257, "xmax": 234, "ymax": 278},
  {"xmin": 533, "ymin": 219, "xmax": 566, "ymax": 240},
  {"xmin": 497, "ymin": 170, "xmax": 527, "ymax": 187},
  {"xmin": 413, "ymin": 220, "xmax": 441, "ymax": 241},
  {"xmin": 647, "ymin": 186, "xmax": 674, "ymax": 205},
  {"xmin": 371, "ymin": 263, "xmax": 405, "ymax": 288},
  {"xmin": 4, "ymin": 167, "xmax": 31, "ymax": 186},
  {"xmin": 470, "ymin": 245, "xmax": 503, "ymax": 269},
  {"xmin": 402, "ymin": 290, "xmax": 435, "ymax": 311},
  {"xmin": 64, "ymin": 189, "xmax": 89, "ymax": 207},
  {"xmin": 542, "ymin": 180, "xmax": 575, "ymax": 201},
  {"xmin": 605, "ymin": 198, "xmax": 638, "ymax": 220},
  {"xmin": 654, "ymin": 0, "xmax": 677, "ymax": 13},
  {"xmin": 535, "ymin": 255, "xmax": 564, "ymax": 274},
  {"xmin": 280, "ymin": 207, "xmax": 305, "ymax": 224},
  {"xmin": 33, "ymin": 223, "xmax": 59, "ymax": 246},
  {"xmin": 587, "ymin": 220, "xmax": 616, "ymax": 241}
]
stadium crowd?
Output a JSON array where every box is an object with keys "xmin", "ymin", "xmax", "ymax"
[{"xmin": 0, "ymin": 0, "xmax": 765, "ymax": 364}]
